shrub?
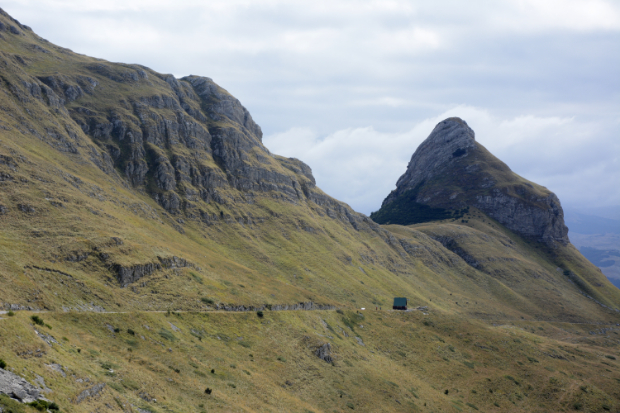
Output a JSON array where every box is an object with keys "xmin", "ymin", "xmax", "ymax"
[
  {"xmin": 200, "ymin": 297, "xmax": 214, "ymax": 305},
  {"xmin": 336, "ymin": 309, "xmax": 344, "ymax": 314},
  {"xmin": 31, "ymin": 315, "xmax": 44, "ymax": 325},
  {"xmin": 466, "ymin": 403, "xmax": 479, "ymax": 410},
  {"xmin": 444, "ymin": 389, "xmax": 449, "ymax": 395},
  {"xmin": 573, "ymin": 402, "xmax": 583, "ymax": 410},
  {"xmin": 127, "ymin": 329, "xmax": 135, "ymax": 336},
  {"xmin": 121, "ymin": 379, "xmax": 140, "ymax": 390},
  {"xmin": 277, "ymin": 356, "xmax": 286, "ymax": 362},
  {"xmin": 605, "ymin": 355, "xmax": 616, "ymax": 360},
  {"xmin": 28, "ymin": 400, "xmax": 53, "ymax": 411},
  {"xmin": 190, "ymin": 272, "xmax": 203, "ymax": 284},
  {"xmin": 159, "ymin": 328, "xmax": 177, "ymax": 341},
  {"xmin": 257, "ymin": 311, "xmax": 264, "ymax": 318},
  {"xmin": 113, "ymin": 328, "xmax": 120, "ymax": 333},
  {"xmin": 0, "ymin": 359, "xmax": 6, "ymax": 369},
  {"xmin": 0, "ymin": 394, "xmax": 26, "ymax": 412},
  {"xmin": 7, "ymin": 310, "xmax": 14, "ymax": 316},
  {"xmin": 346, "ymin": 402, "xmax": 354, "ymax": 409},
  {"xmin": 108, "ymin": 382, "xmax": 124, "ymax": 393}
]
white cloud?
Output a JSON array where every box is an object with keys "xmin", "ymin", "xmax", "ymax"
[
  {"xmin": 265, "ymin": 107, "xmax": 620, "ymax": 214},
  {"xmin": 499, "ymin": 0, "xmax": 620, "ymax": 32},
  {"xmin": 2, "ymin": 0, "xmax": 618, "ymax": 214}
]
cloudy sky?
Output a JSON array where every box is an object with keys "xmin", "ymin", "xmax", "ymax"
[{"xmin": 4, "ymin": 0, "xmax": 619, "ymax": 216}]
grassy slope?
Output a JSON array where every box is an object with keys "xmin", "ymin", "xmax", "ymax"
[
  {"xmin": 2, "ymin": 309, "xmax": 620, "ymax": 413},
  {"xmin": 1, "ymin": 10, "xmax": 620, "ymax": 412}
]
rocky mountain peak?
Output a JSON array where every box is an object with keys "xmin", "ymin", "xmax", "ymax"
[
  {"xmin": 372, "ymin": 117, "xmax": 570, "ymax": 247},
  {"xmin": 0, "ymin": 14, "xmax": 328, "ymax": 218},
  {"xmin": 392, "ymin": 117, "xmax": 476, "ymax": 198}
]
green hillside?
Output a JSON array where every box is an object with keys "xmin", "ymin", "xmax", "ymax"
[{"xmin": 1, "ymin": 8, "xmax": 620, "ymax": 412}]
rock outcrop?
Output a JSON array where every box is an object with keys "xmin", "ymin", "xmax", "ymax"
[
  {"xmin": 74, "ymin": 383, "xmax": 105, "ymax": 404},
  {"xmin": 372, "ymin": 117, "xmax": 569, "ymax": 247},
  {"xmin": 315, "ymin": 343, "xmax": 333, "ymax": 363},
  {"xmin": 114, "ymin": 256, "xmax": 197, "ymax": 287},
  {"xmin": 0, "ymin": 368, "xmax": 41, "ymax": 403}
]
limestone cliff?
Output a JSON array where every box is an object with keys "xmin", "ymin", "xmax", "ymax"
[
  {"xmin": 372, "ymin": 117, "xmax": 569, "ymax": 246},
  {"xmin": 0, "ymin": 9, "xmax": 365, "ymax": 227}
]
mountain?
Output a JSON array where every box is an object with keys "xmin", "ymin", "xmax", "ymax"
[
  {"xmin": 565, "ymin": 210, "xmax": 620, "ymax": 236},
  {"xmin": 371, "ymin": 117, "xmax": 568, "ymax": 247},
  {"xmin": 1, "ymin": 9, "xmax": 620, "ymax": 412},
  {"xmin": 562, "ymin": 208, "xmax": 620, "ymax": 286}
]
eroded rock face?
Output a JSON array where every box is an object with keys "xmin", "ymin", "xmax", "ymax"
[
  {"xmin": 0, "ymin": 12, "xmax": 395, "ymax": 242},
  {"xmin": 475, "ymin": 190, "xmax": 568, "ymax": 246},
  {"xmin": 375, "ymin": 117, "xmax": 569, "ymax": 247},
  {"xmin": 386, "ymin": 117, "xmax": 476, "ymax": 202}
]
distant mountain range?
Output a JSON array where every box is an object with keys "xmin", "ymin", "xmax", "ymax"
[{"xmin": 563, "ymin": 207, "xmax": 620, "ymax": 288}]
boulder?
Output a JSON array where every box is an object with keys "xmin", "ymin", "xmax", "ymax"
[
  {"xmin": 0, "ymin": 368, "xmax": 41, "ymax": 403},
  {"xmin": 315, "ymin": 343, "xmax": 333, "ymax": 363}
]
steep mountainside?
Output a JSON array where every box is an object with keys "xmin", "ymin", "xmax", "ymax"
[{"xmin": 1, "ymin": 9, "xmax": 620, "ymax": 413}]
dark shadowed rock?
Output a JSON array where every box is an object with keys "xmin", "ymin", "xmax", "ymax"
[{"xmin": 315, "ymin": 343, "xmax": 333, "ymax": 363}]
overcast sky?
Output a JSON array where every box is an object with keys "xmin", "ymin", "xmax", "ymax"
[{"xmin": 4, "ymin": 0, "xmax": 619, "ymax": 216}]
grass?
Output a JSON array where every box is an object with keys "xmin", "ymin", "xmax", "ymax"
[
  {"xmin": 0, "ymin": 10, "xmax": 619, "ymax": 412},
  {"xmin": 1, "ymin": 308, "xmax": 617, "ymax": 412}
]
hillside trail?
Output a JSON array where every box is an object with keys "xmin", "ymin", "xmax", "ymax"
[{"xmin": 1, "ymin": 309, "xmax": 618, "ymax": 327}]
